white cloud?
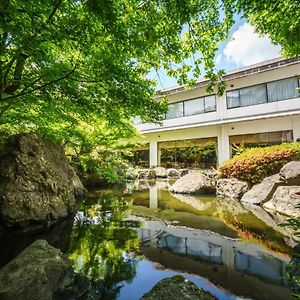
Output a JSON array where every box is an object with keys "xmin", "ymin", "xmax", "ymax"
[
  {"xmin": 215, "ymin": 54, "xmax": 222, "ymax": 66},
  {"xmin": 223, "ymin": 23, "xmax": 281, "ymax": 66}
]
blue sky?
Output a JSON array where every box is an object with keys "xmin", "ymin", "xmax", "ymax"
[{"xmin": 149, "ymin": 17, "xmax": 281, "ymax": 90}]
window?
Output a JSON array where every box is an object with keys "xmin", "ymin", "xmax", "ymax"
[
  {"xmin": 165, "ymin": 94, "xmax": 216, "ymax": 119},
  {"xmin": 227, "ymin": 90, "xmax": 240, "ymax": 108},
  {"xmin": 267, "ymin": 77, "xmax": 299, "ymax": 102},
  {"xmin": 184, "ymin": 98, "xmax": 204, "ymax": 116},
  {"xmin": 239, "ymin": 84, "xmax": 267, "ymax": 107},
  {"xmin": 204, "ymin": 95, "xmax": 216, "ymax": 112},
  {"xmin": 165, "ymin": 102, "xmax": 184, "ymax": 119},
  {"xmin": 226, "ymin": 77, "xmax": 299, "ymax": 109}
]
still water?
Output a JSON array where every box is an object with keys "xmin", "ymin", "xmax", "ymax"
[{"xmin": 68, "ymin": 179, "xmax": 297, "ymax": 300}]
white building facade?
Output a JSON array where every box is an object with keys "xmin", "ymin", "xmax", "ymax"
[{"xmin": 135, "ymin": 57, "xmax": 300, "ymax": 167}]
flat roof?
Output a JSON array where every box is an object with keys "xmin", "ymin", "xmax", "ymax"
[{"xmin": 157, "ymin": 56, "xmax": 300, "ymax": 97}]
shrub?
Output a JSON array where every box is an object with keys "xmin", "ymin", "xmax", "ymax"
[{"xmin": 218, "ymin": 143, "xmax": 300, "ymax": 185}]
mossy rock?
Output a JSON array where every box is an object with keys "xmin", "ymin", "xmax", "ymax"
[{"xmin": 140, "ymin": 275, "xmax": 217, "ymax": 300}]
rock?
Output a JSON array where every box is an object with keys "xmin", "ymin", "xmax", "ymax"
[
  {"xmin": 201, "ymin": 170, "xmax": 219, "ymax": 186},
  {"xmin": 155, "ymin": 167, "xmax": 168, "ymax": 178},
  {"xmin": 263, "ymin": 186, "xmax": 300, "ymax": 217},
  {"xmin": 216, "ymin": 178, "xmax": 249, "ymax": 200},
  {"xmin": 140, "ymin": 275, "xmax": 216, "ymax": 300},
  {"xmin": 0, "ymin": 215, "xmax": 75, "ymax": 268},
  {"xmin": 0, "ymin": 133, "xmax": 86, "ymax": 228},
  {"xmin": 241, "ymin": 174, "xmax": 283, "ymax": 205},
  {"xmin": 179, "ymin": 169, "xmax": 189, "ymax": 177},
  {"xmin": 138, "ymin": 169, "xmax": 156, "ymax": 179},
  {"xmin": 0, "ymin": 240, "xmax": 89, "ymax": 300},
  {"xmin": 279, "ymin": 161, "xmax": 300, "ymax": 185},
  {"xmin": 167, "ymin": 168, "xmax": 180, "ymax": 178},
  {"xmin": 169, "ymin": 172, "xmax": 215, "ymax": 194}
]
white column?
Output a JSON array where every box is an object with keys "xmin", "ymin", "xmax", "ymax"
[
  {"xmin": 217, "ymin": 125, "xmax": 231, "ymax": 165},
  {"xmin": 149, "ymin": 141, "xmax": 158, "ymax": 167}
]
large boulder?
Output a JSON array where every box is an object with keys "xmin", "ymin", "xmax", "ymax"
[
  {"xmin": 0, "ymin": 215, "xmax": 75, "ymax": 268},
  {"xmin": 279, "ymin": 161, "xmax": 300, "ymax": 185},
  {"xmin": 141, "ymin": 275, "xmax": 216, "ymax": 300},
  {"xmin": 155, "ymin": 167, "xmax": 168, "ymax": 178},
  {"xmin": 0, "ymin": 240, "xmax": 89, "ymax": 300},
  {"xmin": 241, "ymin": 174, "xmax": 283, "ymax": 205},
  {"xmin": 0, "ymin": 133, "xmax": 86, "ymax": 228},
  {"xmin": 169, "ymin": 172, "xmax": 215, "ymax": 194},
  {"xmin": 201, "ymin": 170, "xmax": 219, "ymax": 186},
  {"xmin": 216, "ymin": 178, "xmax": 249, "ymax": 200},
  {"xmin": 263, "ymin": 186, "xmax": 300, "ymax": 217}
]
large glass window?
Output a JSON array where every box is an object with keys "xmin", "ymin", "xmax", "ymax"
[
  {"xmin": 165, "ymin": 102, "xmax": 184, "ymax": 119},
  {"xmin": 267, "ymin": 77, "xmax": 299, "ymax": 102},
  {"xmin": 239, "ymin": 84, "xmax": 267, "ymax": 107},
  {"xmin": 184, "ymin": 98, "xmax": 204, "ymax": 116},
  {"xmin": 227, "ymin": 90, "xmax": 240, "ymax": 108},
  {"xmin": 226, "ymin": 77, "xmax": 299, "ymax": 109},
  {"xmin": 204, "ymin": 95, "xmax": 216, "ymax": 112}
]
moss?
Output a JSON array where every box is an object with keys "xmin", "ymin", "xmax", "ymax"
[{"xmin": 141, "ymin": 275, "xmax": 216, "ymax": 300}]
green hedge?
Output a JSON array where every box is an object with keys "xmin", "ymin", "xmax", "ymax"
[{"xmin": 218, "ymin": 143, "xmax": 300, "ymax": 185}]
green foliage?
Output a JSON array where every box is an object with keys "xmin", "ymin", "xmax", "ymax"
[
  {"xmin": 160, "ymin": 142, "xmax": 217, "ymax": 168},
  {"xmin": 218, "ymin": 143, "xmax": 300, "ymax": 184},
  {"xmin": 0, "ymin": 0, "xmax": 299, "ymax": 184},
  {"xmin": 280, "ymin": 217, "xmax": 300, "ymax": 237},
  {"xmin": 0, "ymin": 0, "xmax": 235, "ymax": 182}
]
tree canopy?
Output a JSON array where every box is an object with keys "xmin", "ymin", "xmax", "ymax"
[{"xmin": 0, "ymin": 0, "xmax": 299, "ymax": 177}]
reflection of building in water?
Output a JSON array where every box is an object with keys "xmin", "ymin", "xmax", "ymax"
[
  {"xmin": 136, "ymin": 220, "xmax": 289, "ymax": 286},
  {"xmin": 149, "ymin": 185, "xmax": 158, "ymax": 208}
]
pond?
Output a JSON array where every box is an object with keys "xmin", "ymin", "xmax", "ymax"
[{"xmin": 67, "ymin": 179, "xmax": 296, "ymax": 300}]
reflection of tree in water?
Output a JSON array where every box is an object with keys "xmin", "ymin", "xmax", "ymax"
[{"xmin": 68, "ymin": 193, "xmax": 141, "ymax": 300}]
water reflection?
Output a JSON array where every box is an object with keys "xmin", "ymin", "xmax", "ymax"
[
  {"xmin": 69, "ymin": 181, "xmax": 296, "ymax": 300},
  {"xmin": 1, "ymin": 180, "xmax": 297, "ymax": 300},
  {"xmin": 126, "ymin": 179, "xmax": 296, "ymax": 254},
  {"xmin": 68, "ymin": 192, "xmax": 141, "ymax": 300},
  {"xmin": 136, "ymin": 217, "xmax": 291, "ymax": 300}
]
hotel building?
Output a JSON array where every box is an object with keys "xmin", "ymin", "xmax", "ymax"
[{"xmin": 134, "ymin": 57, "xmax": 300, "ymax": 168}]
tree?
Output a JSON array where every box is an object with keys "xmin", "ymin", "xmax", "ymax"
[
  {"xmin": 0, "ymin": 0, "xmax": 298, "ymax": 179},
  {"xmin": 0, "ymin": 0, "xmax": 235, "ymax": 181},
  {"xmin": 0, "ymin": 0, "xmax": 233, "ymax": 132}
]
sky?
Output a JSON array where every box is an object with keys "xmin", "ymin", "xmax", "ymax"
[{"xmin": 149, "ymin": 18, "xmax": 282, "ymax": 90}]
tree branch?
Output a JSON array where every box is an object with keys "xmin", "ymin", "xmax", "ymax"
[
  {"xmin": 1, "ymin": 0, "xmax": 64, "ymax": 97},
  {"xmin": 3, "ymin": 52, "xmax": 28, "ymax": 94},
  {"xmin": 1, "ymin": 64, "xmax": 78, "ymax": 103},
  {"xmin": 46, "ymin": 0, "xmax": 63, "ymax": 24}
]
